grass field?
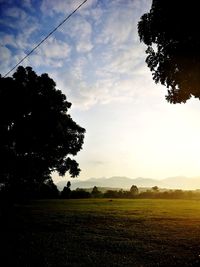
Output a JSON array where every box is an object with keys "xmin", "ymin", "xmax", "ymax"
[{"xmin": 1, "ymin": 199, "xmax": 200, "ymax": 266}]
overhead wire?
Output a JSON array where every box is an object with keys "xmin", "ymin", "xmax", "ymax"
[{"xmin": 3, "ymin": 0, "xmax": 88, "ymax": 78}]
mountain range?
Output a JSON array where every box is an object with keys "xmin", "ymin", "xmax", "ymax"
[{"xmin": 56, "ymin": 176, "xmax": 200, "ymax": 191}]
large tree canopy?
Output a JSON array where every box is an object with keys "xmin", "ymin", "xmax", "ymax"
[
  {"xmin": 0, "ymin": 66, "xmax": 85, "ymax": 196},
  {"xmin": 138, "ymin": 0, "xmax": 200, "ymax": 103}
]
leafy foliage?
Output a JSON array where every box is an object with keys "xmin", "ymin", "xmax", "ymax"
[
  {"xmin": 130, "ymin": 185, "xmax": 139, "ymax": 196},
  {"xmin": 138, "ymin": 0, "xmax": 200, "ymax": 103},
  {"xmin": 0, "ymin": 66, "xmax": 85, "ymax": 197}
]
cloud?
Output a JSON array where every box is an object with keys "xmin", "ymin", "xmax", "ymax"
[
  {"xmin": 85, "ymin": 6, "xmax": 103, "ymax": 23},
  {"xmin": 0, "ymin": 37, "xmax": 71, "ymax": 75},
  {"xmin": 95, "ymin": 0, "xmax": 152, "ymax": 46},
  {"xmin": 26, "ymin": 38, "xmax": 71, "ymax": 69},
  {"xmin": 1, "ymin": 24, "xmax": 38, "ymax": 51},
  {"xmin": 0, "ymin": 0, "xmax": 154, "ymax": 110},
  {"xmin": 96, "ymin": 9, "xmax": 135, "ymax": 46},
  {"xmin": 40, "ymin": 0, "xmax": 97, "ymax": 54},
  {"xmin": 1, "ymin": 6, "xmax": 38, "ymax": 33},
  {"xmin": 41, "ymin": 0, "xmax": 98, "ymax": 15},
  {"xmin": 0, "ymin": 34, "xmax": 15, "ymax": 47},
  {"xmin": 60, "ymin": 16, "xmax": 93, "ymax": 53},
  {"xmin": 71, "ymin": 57, "xmax": 87, "ymax": 80},
  {"xmin": 53, "ymin": 58, "xmax": 155, "ymax": 111},
  {"xmin": 95, "ymin": 44, "xmax": 147, "ymax": 78},
  {"xmin": 0, "ymin": 46, "xmax": 12, "ymax": 75},
  {"xmin": 37, "ymin": 37, "xmax": 71, "ymax": 59},
  {"xmin": 0, "ymin": 49, "xmax": 30, "ymax": 76},
  {"xmin": 41, "ymin": 0, "xmax": 76, "ymax": 15},
  {"xmin": 4, "ymin": 7, "xmax": 27, "ymax": 20},
  {"xmin": 0, "ymin": 4, "xmax": 39, "ymax": 51}
]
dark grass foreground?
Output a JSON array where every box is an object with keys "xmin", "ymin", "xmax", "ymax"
[{"xmin": 1, "ymin": 199, "xmax": 200, "ymax": 267}]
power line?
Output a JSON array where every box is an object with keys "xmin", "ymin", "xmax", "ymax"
[{"xmin": 3, "ymin": 0, "xmax": 88, "ymax": 78}]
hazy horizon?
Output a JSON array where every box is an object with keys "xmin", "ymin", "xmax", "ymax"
[
  {"xmin": 55, "ymin": 175, "xmax": 200, "ymax": 192},
  {"xmin": 55, "ymin": 174, "xmax": 200, "ymax": 183}
]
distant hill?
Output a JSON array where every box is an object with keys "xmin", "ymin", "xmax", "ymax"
[{"xmin": 56, "ymin": 176, "xmax": 200, "ymax": 191}]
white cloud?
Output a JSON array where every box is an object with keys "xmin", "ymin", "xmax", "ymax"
[
  {"xmin": 97, "ymin": 10, "xmax": 134, "ymax": 46},
  {"xmin": 37, "ymin": 37, "xmax": 71, "ymax": 59},
  {"xmin": 0, "ymin": 37, "xmax": 71, "ymax": 74},
  {"xmin": 41, "ymin": 0, "xmax": 98, "ymax": 15},
  {"xmin": 71, "ymin": 57, "xmax": 87, "ymax": 80},
  {"xmin": 0, "ymin": 5, "xmax": 39, "ymax": 50},
  {"xmin": 40, "ymin": 0, "xmax": 96, "ymax": 53},
  {"xmin": 3, "ymin": 4, "xmax": 38, "ymax": 30},
  {"xmin": 4, "ymin": 7, "xmax": 27, "ymax": 20},
  {"xmin": 0, "ymin": 46, "xmax": 12, "ymax": 75},
  {"xmin": 53, "ymin": 59, "xmax": 156, "ymax": 111},
  {"xmin": 1, "ymin": 34, "xmax": 15, "ymax": 47},
  {"xmin": 95, "ymin": 0, "xmax": 152, "ymax": 46},
  {"xmin": 26, "ymin": 38, "xmax": 71, "ymax": 68},
  {"xmin": 97, "ymin": 43, "xmax": 146, "ymax": 76},
  {"xmin": 76, "ymin": 41, "xmax": 93, "ymax": 53},
  {"xmin": 0, "ymin": 21, "xmax": 39, "ymax": 62},
  {"xmin": 60, "ymin": 16, "xmax": 93, "ymax": 53},
  {"xmin": 10, "ymin": 25, "xmax": 39, "ymax": 50},
  {"xmin": 87, "ymin": 6, "xmax": 103, "ymax": 23},
  {"xmin": 95, "ymin": 2, "xmax": 143, "ymax": 47},
  {"xmin": 0, "ymin": 0, "xmax": 153, "ymax": 109},
  {"xmin": 41, "ymin": 0, "xmax": 75, "ymax": 15},
  {"xmin": 0, "ymin": 50, "xmax": 31, "ymax": 76}
]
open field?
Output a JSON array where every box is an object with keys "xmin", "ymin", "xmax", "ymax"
[{"xmin": 1, "ymin": 199, "xmax": 200, "ymax": 266}]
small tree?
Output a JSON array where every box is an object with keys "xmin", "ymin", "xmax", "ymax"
[
  {"xmin": 130, "ymin": 185, "xmax": 139, "ymax": 197},
  {"xmin": 60, "ymin": 181, "xmax": 71, "ymax": 199},
  {"xmin": 152, "ymin": 186, "xmax": 159, "ymax": 192},
  {"xmin": 0, "ymin": 66, "xmax": 85, "ymax": 198},
  {"xmin": 91, "ymin": 186, "xmax": 101, "ymax": 198}
]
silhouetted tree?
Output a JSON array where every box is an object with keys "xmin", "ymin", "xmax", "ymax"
[
  {"xmin": 91, "ymin": 186, "xmax": 101, "ymax": 198},
  {"xmin": 152, "ymin": 186, "xmax": 159, "ymax": 192},
  {"xmin": 39, "ymin": 179, "xmax": 59, "ymax": 199},
  {"xmin": 104, "ymin": 190, "xmax": 119, "ymax": 198},
  {"xmin": 71, "ymin": 188, "xmax": 90, "ymax": 198},
  {"xmin": 61, "ymin": 181, "xmax": 71, "ymax": 198},
  {"xmin": 0, "ymin": 66, "xmax": 85, "ymax": 199},
  {"xmin": 130, "ymin": 185, "xmax": 139, "ymax": 197},
  {"xmin": 118, "ymin": 189, "xmax": 125, "ymax": 198},
  {"xmin": 66, "ymin": 181, "xmax": 71, "ymax": 188},
  {"xmin": 138, "ymin": 0, "xmax": 200, "ymax": 103}
]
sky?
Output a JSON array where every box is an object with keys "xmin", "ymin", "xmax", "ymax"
[{"xmin": 1, "ymin": 0, "xmax": 200, "ymax": 183}]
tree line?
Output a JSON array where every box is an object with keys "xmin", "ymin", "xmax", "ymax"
[
  {"xmin": 1, "ymin": 182, "xmax": 200, "ymax": 200},
  {"xmin": 60, "ymin": 184, "xmax": 200, "ymax": 200}
]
